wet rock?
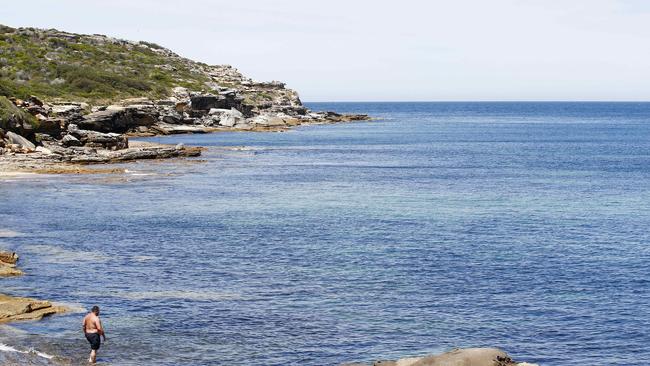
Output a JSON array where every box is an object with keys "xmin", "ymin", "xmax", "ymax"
[
  {"xmin": 0, "ymin": 251, "xmax": 22, "ymax": 277},
  {"xmin": 343, "ymin": 348, "xmax": 536, "ymax": 366},
  {"xmin": 0, "ymin": 294, "xmax": 67, "ymax": 323},
  {"xmin": 5, "ymin": 131, "xmax": 35, "ymax": 151}
]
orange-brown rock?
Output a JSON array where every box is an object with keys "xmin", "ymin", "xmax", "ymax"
[
  {"xmin": 0, "ymin": 251, "xmax": 22, "ymax": 277},
  {"xmin": 0, "ymin": 294, "xmax": 67, "ymax": 323}
]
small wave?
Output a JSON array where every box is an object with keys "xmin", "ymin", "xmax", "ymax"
[
  {"xmin": 22, "ymin": 244, "xmax": 110, "ymax": 264},
  {"xmin": 0, "ymin": 230, "xmax": 22, "ymax": 238},
  {"xmin": 114, "ymin": 290, "xmax": 243, "ymax": 301},
  {"xmin": 0, "ymin": 342, "xmax": 54, "ymax": 360},
  {"xmin": 132, "ymin": 255, "xmax": 157, "ymax": 262}
]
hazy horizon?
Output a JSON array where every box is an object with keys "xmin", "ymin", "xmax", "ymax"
[{"xmin": 2, "ymin": 0, "xmax": 650, "ymax": 102}]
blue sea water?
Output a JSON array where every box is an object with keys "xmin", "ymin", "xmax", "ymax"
[{"xmin": 1, "ymin": 102, "xmax": 650, "ymax": 365}]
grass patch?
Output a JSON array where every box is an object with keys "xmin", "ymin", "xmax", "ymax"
[{"xmin": 0, "ymin": 25, "xmax": 213, "ymax": 103}]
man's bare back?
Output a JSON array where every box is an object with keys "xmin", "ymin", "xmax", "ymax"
[{"xmin": 83, "ymin": 312, "xmax": 101, "ymax": 333}]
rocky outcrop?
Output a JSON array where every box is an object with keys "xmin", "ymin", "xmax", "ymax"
[
  {"xmin": 0, "ymin": 294, "xmax": 66, "ymax": 323},
  {"xmin": 5, "ymin": 131, "xmax": 35, "ymax": 151},
  {"xmin": 67, "ymin": 124, "xmax": 128, "ymax": 150},
  {"xmin": 0, "ymin": 251, "xmax": 67, "ymax": 323},
  {"xmin": 79, "ymin": 105, "xmax": 158, "ymax": 133},
  {"xmin": 342, "ymin": 348, "xmax": 538, "ymax": 366},
  {"xmin": 0, "ymin": 251, "xmax": 22, "ymax": 277},
  {"xmin": 0, "ymin": 25, "xmax": 371, "ymax": 169}
]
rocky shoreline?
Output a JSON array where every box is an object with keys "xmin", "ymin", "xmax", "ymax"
[
  {"xmin": 0, "ymin": 92, "xmax": 368, "ymax": 174},
  {"xmin": 0, "ymin": 250, "xmax": 67, "ymax": 323}
]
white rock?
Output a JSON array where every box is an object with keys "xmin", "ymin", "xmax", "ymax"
[
  {"xmin": 35, "ymin": 146, "xmax": 53, "ymax": 155},
  {"xmin": 51, "ymin": 104, "xmax": 82, "ymax": 114},
  {"xmin": 207, "ymin": 108, "xmax": 244, "ymax": 127}
]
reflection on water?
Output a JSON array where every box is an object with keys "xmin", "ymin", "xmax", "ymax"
[{"xmin": 2, "ymin": 102, "xmax": 650, "ymax": 365}]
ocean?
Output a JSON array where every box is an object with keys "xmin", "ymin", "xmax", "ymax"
[{"xmin": 1, "ymin": 102, "xmax": 650, "ymax": 365}]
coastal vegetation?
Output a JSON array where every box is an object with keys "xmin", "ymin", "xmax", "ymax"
[
  {"xmin": 0, "ymin": 24, "xmax": 367, "ymax": 173},
  {"xmin": 0, "ymin": 25, "xmax": 210, "ymax": 102}
]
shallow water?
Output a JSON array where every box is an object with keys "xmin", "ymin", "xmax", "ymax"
[{"xmin": 1, "ymin": 102, "xmax": 650, "ymax": 365}]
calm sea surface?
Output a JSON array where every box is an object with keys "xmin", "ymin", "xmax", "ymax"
[{"xmin": 1, "ymin": 102, "xmax": 650, "ymax": 365}]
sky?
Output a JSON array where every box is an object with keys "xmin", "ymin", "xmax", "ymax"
[{"xmin": 2, "ymin": 0, "xmax": 650, "ymax": 101}]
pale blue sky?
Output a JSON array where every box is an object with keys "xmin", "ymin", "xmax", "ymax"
[{"xmin": 2, "ymin": 0, "xmax": 650, "ymax": 101}]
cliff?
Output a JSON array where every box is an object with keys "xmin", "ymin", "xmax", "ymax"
[{"xmin": 0, "ymin": 24, "xmax": 368, "ymax": 168}]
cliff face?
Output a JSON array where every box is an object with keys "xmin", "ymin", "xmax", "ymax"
[
  {"xmin": 0, "ymin": 24, "xmax": 368, "ymax": 166},
  {"xmin": 0, "ymin": 24, "xmax": 302, "ymax": 112}
]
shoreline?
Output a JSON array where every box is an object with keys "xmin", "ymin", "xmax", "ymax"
[
  {"xmin": 1, "ymin": 108, "xmax": 370, "ymax": 176},
  {"xmin": 0, "ymin": 251, "xmax": 67, "ymax": 324},
  {"xmin": 0, "ymin": 140, "xmax": 203, "ymax": 175}
]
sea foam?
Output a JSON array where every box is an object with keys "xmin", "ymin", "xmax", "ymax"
[{"xmin": 0, "ymin": 342, "xmax": 54, "ymax": 359}]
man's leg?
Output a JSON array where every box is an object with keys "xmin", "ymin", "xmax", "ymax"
[{"xmin": 90, "ymin": 349, "xmax": 97, "ymax": 363}]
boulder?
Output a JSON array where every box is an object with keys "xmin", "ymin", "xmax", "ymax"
[
  {"xmin": 51, "ymin": 104, "xmax": 84, "ymax": 116},
  {"xmin": 162, "ymin": 111, "xmax": 184, "ymax": 124},
  {"xmin": 61, "ymin": 134, "xmax": 82, "ymax": 147},
  {"xmin": 206, "ymin": 108, "xmax": 244, "ymax": 127},
  {"xmin": 79, "ymin": 105, "xmax": 157, "ymax": 133},
  {"xmin": 249, "ymin": 114, "xmax": 288, "ymax": 127},
  {"xmin": 5, "ymin": 131, "xmax": 35, "ymax": 150},
  {"xmin": 0, "ymin": 294, "xmax": 67, "ymax": 323},
  {"xmin": 35, "ymin": 117, "xmax": 63, "ymax": 136},
  {"xmin": 0, "ymin": 252, "xmax": 18, "ymax": 265},
  {"xmin": 67, "ymin": 124, "xmax": 128, "ymax": 150},
  {"xmin": 126, "ymin": 105, "xmax": 158, "ymax": 127},
  {"xmin": 27, "ymin": 95, "xmax": 44, "ymax": 107},
  {"xmin": 79, "ymin": 107, "xmax": 127, "ymax": 132},
  {"xmin": 190, "ymin": 94, "xmax": 226, "ymax": 111},
  {"xmin": 35, "ymin": 146, "xmax": 53, "ymax": 155},
  {"xmin": 343, "ymin": 348, "xmax": 535, "ymax": 366},
  {"xmin": 0, "ymin": 251, "xmax": 21, "ymax": 277}
]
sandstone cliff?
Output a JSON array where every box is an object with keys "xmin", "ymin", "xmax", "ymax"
[{"xmin": 0, "ymin": 24, "xmax": 368, "ymax": 167}]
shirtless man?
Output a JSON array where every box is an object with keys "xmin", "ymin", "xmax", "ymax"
[{"xmin": 82, "ymin": 306, "xmax": 106, "ymax": 363}]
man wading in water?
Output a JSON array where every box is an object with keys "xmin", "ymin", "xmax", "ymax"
[{"xmin": 82, "ymin": 306, "xmax": 106, "ymax": 363}]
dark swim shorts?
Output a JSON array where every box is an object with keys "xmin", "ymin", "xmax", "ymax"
[{"xmin": 85, "ymin": 332, "xmax": 101, "ymax": 350}]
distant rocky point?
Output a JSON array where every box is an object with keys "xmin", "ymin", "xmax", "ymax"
[{"xmin": 0, "ymin": 24, "xmax": 369, "ymax": 170}]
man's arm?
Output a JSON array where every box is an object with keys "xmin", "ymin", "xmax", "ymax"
[{"xmin": 96, "ymin": 318, "xmax": 106, "ymax": 340}]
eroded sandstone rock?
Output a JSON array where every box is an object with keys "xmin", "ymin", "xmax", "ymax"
[
  {"xmin": 0, "ymin": 294, "xmax": 66, "ymax": 323},
  {"xmin": 0, "ymin": 251, "xmax": 22, "ymax": 277},
  {"xmin": 343, "ymin": 348, "xmax": 538, "ymax": 366},
  {"xmin": 6, "ymin": 131, "xmax": 35, "ymax": 151},
  {"xmin": 0, "ymin": 251, "xmax": 66, "ymax": 322}
]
